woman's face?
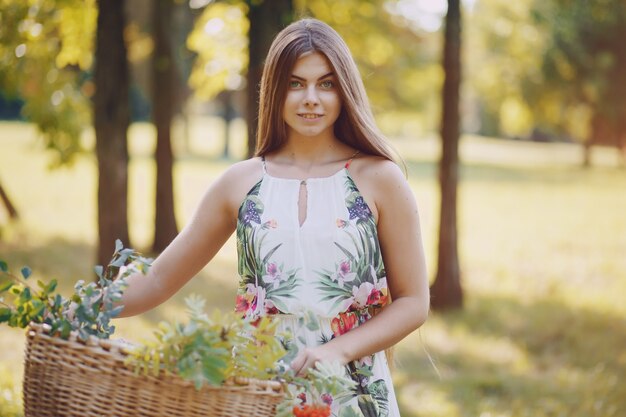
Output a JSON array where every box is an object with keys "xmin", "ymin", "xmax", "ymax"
[{"xmin": 282, "ymin": 51, "xmax": 342, "ymax": 141}]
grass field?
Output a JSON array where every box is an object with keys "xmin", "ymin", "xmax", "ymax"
[{"xmin": 1, "ymin": 120, "xmax": 625, "ymax": 417}]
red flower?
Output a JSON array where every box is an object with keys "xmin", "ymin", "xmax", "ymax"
[
  {"xmin": 330, "ymin": 312, "xmax": 358, "ymax": 337},
  {"xmin": 235, "ymin": 294, "xmax": 249, "ymax": 313},
  {"xmin": 367, "ymin": 289, "xmax": 382, "ymax": 305}
]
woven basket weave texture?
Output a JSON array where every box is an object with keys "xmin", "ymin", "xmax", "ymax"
[{"xmin": 23, "ymin": 324, "xmax": 283, "ymax": 417}]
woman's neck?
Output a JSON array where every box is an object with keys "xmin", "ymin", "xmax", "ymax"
[{"xmin": 268, "ymin": 134, "xmax": 355, "ymax": 175}]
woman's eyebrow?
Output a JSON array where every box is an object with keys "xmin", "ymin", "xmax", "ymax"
[{"xmin": 290, "ymin": 72, "xmax": 335, "ymax": 81}]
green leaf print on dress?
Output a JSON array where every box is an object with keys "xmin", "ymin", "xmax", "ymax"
[
  {"xmin": 317, "ymin": 175, "xmax": 393, "ymax": 416},
  {"xmin": 368, "ymin": 379, "xmax": 390, "ymax": 417},
  {"xmin": 235, "ymin": 180, "xmax": 300, "ymax": 320},
  {"xmin": 316, "ymin": 176, "xmax": 389, "ymax": 315}
]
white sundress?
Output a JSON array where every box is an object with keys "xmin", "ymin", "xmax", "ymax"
[{"xmin": 234, "ymin": 156, "xmax": 400, "ymax": 417}]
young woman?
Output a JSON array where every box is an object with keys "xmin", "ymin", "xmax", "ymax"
[{"xmin": 119, "ymin": 18, "xmax": 429, "ymax": 416}]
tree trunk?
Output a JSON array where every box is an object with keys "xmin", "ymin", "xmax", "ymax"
[
  {"xmin": 151, "ymin": 0, "xmax": 179, "ymax": 253},
  {"xmin": 94, "ymin": 0, "xmax": 131, "ymax": 266},
  {"xmin": 246, "ymin": 0, "xmax": 294, "ymax": 158},
  {"xmin": 0, "ymin": 180, "xmax": 18, "ymax": 220},
  {"xmin": 221, "ymin": 90, "xmax": 234, "ymax": 159},
  {"xmin": 431, "ymin": 0, "xmax": 463, "ymax": 310}
]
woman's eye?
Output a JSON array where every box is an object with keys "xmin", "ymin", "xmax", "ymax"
[
  {"xmin": 320, "ymin": 80, "xmax": 334, "ymax": 88},
  {"xmin": 289, "ymin": 80, "xmax": 302, "ymax": 88}
]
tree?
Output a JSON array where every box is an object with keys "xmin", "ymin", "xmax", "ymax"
[
  {"xmin": 151, "ymin": 0, "xmax": 180, "ymax": 252},
  {"xmin": 187, "ymin": 2, "xmax": 249, "ymax": 156},
  {"xmin": 534, "ymin": 0, "xmax": 626, "ymax": 165},
  {"xmin": 430, "ymin": 0, "xmax": 463, "ymax": 310},
  {"xmin": 465, "ymin": 0, "xmax": 544, "ymax": 138},
  {"xmin": 0, "ymin": 1, "xmax": 133, "ymax": 265},
  {"xmin": 0, "ymin": 180, "xmax": 19, "ymax": 221},
  {"xmin": 94, "ymin": 0, "xmax": 132, "ymax": 266},
  {"xmin": 0, "ymin": 1, "xmax": 95, "ymax": 165},
  {"xmin": 246, "ymin": 0, "xmax": 294, "ymax": 157}
]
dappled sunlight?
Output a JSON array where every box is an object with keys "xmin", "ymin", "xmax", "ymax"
[
  {"xmin": 403, "ymin": 318, "xmax": 531, "ymax": 375},
  {"xmin": 399, "ymin": 383, "xmax": 461, "ymax": 417},
  {"xmin": 392, "ymin": 293, "xmax": 626, "ymax": 417},
  {"xmin": 0, "ymin": 363, "xmax": 22, "ymax": 417}
]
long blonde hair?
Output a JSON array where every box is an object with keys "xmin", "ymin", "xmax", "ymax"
[{"xmin": 254, "ymin": 18, "xmax": 398, "ymax": 163}]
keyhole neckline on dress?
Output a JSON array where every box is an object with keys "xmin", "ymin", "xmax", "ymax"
[{"xmin": 298, "ymin": 179, "xmax": 308, "ymax": 227}]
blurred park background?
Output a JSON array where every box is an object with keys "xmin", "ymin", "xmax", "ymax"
[{"xmin": 1, "ymin": 0, "xmax": 625, "ymax": 416}]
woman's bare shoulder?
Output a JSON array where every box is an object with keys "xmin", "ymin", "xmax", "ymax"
[
  {"xmin": 221, "ymin": 157, "xmax": 264, "ymax": 181},
  {"xmin": 349, "ymin": 155, "xmax": 406, "ymax": 189},
  {"xmin": 216, "ymin": 157, "xmax": 265, "ymax": 211},
  {"xmin": 346, "ymin": 155, "xmax": 407, "ymax": 221}
]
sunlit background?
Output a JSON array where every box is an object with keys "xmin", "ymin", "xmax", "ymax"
[{"xmin": 1, "ymin": 0, "xmax": 625, "ymax": 416}]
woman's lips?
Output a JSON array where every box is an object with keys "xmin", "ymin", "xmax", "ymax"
[{"xmin": 298, "ymin": 113, "xmax": 323, "ymax": 120}]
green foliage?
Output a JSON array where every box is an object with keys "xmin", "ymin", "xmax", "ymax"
[
  {"xmin": 127, "ymin": 296, "xmax": 357, "ymax": 412},
  {"xmin": 0, "ymin": 0, "xmax": 96, "ymax": 165},
  {"xmin": 466, "ymin": 0, "xmax": 546, "ymax": 137},
  {"xmin": 127, "ymin": 295, "xmax": 288, "ymax": 388},
  {"xmin": 532, "ymin": 0, "xmax": 626, "ymax": 143},
  {"xmin": 187, "ymin": 2, "xmax": 249, "ymax": 100},
  {"xmin": 0, "ymin": 239, "xmax": 152, "ymax": 340},
  {"xmin": 468, "ymin": 0, "xmax": 626, "ymax": 142}
]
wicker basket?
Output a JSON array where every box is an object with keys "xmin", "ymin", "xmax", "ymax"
[{"xmin": 23, "ymin": 323, "xmax": 284, "ymax": 417}]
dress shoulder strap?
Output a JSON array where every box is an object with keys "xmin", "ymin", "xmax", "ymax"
[{"xmin": 344, "ymin": 150, "xmax": 360, "ymax": 169}]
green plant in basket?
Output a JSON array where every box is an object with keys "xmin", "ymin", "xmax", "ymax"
[
  {"xmin": 127, "ymin": 294, "xmax": 289, "ymax": 388},
  {"xmin": 0, "ymin": 239, "xmax": 152, "ymax": 340},
  {"xmin": 126, "ymin": 297, "xmax": 357, "ymax": 417}
]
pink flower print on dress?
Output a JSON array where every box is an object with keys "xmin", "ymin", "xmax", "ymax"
[
  {"xmin": 336, "ymin": 218, "xmax": 347, "ymax": 228},
  {"xmin": 351, "ymin": 282, "xmax": 375, "ymax": 310},
  {"xmin": 262, "ymin": 219, "xmax": 278, "ymax": 229},
  {"xmin": 235, "ymin": 294, "xmax": 249, "ymax": 314},
  {"xmin": 262, "ymin": 262, "xmax": 283, "ymax": 289},
  {"xmin": 245, "ymin": 284, "xmax": 267, "ymax": 319},
  {"xmin": 263, "ymin": 298, "xmax": 279, "ymax": 315},
  {"xmin": 367, "ymin": 268, "xmax": 389, "ymax": 307},
  {"xmin": 331, "ymin": 260, "xmax": 357, "ymax": 288},
  {"xmin": 372, "ymin": 276, "xmax": 389, "ymax": 307}
]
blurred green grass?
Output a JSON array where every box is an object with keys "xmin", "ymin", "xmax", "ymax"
[{"xmin": 1, "ymin": 120, "xmax": 625, "ymax": 417}]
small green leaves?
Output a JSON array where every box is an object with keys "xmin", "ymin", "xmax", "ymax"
[
  {"xmin": 0, "ymin": 279, "xmax": 13, "ymax": 293},
  {"xmin": 0, "ymin": 307, "xmax": 12, "ymax": 323},
  {"xmin": 20, "ymin": 267, "xmax": 32, "ymax": 280},
  {"xmin": 127, "ymin": 296, "xmax": 287, "ymax": 390},
  {"xmin": 94, "ymin": 265, "xmax": 104, "ymax": 280},
  {"xmin": 0, "ymin": 242, "xmax": 151, "ymax": 341}
]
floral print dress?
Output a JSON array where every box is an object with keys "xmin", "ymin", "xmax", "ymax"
[{"xmin": 235, "ymin": 157, "xmax": 400, "ymax": 417}]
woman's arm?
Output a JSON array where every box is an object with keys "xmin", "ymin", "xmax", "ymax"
[
  {"xmin": 290, "ymin": 159, "xmax": 429, "ymax": 372},
  {"xmin": 117, "ymin": 160, "xmax": 261, "ymax": 317}
]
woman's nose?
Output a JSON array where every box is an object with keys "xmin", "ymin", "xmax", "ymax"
[{"xmin": 303, "ymin": 86, "xmax": 320, "ymax": 106}]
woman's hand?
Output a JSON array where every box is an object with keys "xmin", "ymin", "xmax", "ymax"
[{"xmin": 290, "ymin": 343, "xmax": 349, "ymax": 376}]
